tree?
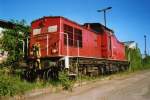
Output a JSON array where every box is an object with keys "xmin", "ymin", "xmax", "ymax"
[
  {"xmin": 0, "ymin": 19, "xmax": 30, "ymax": 66},
  {"xmin": 125, "ymin": 46, "xmax": 142, "ymax": 71},
  {"xmin": 143, "ymin": 56, "xmax": 150, "ymax": 69}
]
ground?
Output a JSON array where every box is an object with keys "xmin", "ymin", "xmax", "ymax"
[{"xmin": 28, "ymin": 70, "xmax": 150, "ymax": 100}]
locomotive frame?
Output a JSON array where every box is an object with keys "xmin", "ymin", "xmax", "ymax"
[{"xmin": 24, "ymin": 16, "xmax": 129, "ymax": 80}]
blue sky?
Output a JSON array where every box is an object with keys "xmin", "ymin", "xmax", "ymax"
[{"xmin": 0, "ymin": 0, "xmax": 150, "ymax": 54}]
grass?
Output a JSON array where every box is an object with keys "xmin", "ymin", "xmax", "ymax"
[
  {"xmin": 0, "ymin": 69, "xmax": 74, "ymax": 97},
  {"xmin": 0, "ymin": 74, "xmax": 50, "ymax": 97},
  {"xmin": 142, "ymin": 56, "xmax": 150, "ymax": 69},
  {"xmin": 0, "ymin": 75, "xmax": 30, "ymax": 96},
  {"xmin": 0, "ymin": 67, "xmax": 51, "ymax": 97},
  {"xmin": 0, "ymin": 69, "xmax": 135, "ymax": 99},
  {"xmin": 58, "ymin": 71, "xmax": 74, "ymax": 91},
  {"xmin": 0, "ymin": 66, "xmax": 149, "ymax": 98},
  {"xmin": 0, "ymin": 48, "xmax": 150, "ymax": 97}
]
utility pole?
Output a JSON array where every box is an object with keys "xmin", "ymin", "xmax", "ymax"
[
  {"xmin": 97, "ymin": 7, "xmax": 112, "ymax": 27},
  {"xmin": 144, "ymin": 35, "xmax": 147, "ymax": 57}
]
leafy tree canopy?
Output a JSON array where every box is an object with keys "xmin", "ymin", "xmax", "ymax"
[{"xmin": 0, "ymin": 19, "xmax": 30, "ymax": 66}]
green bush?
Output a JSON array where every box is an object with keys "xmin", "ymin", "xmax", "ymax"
[
  {"xmin": 143, "ymin": 56, "xmax": 150, "ymax": 69},
  {"xmin": 125, "ymin": 47, "xmax": 142, "ymax": 71},
  {"xmin": 0, "ymin": 72, "xmax": 48, "ymax": 97},
  {"xmin": 0, "ymin": 75, "xmax": 30, "ymax": 96},
  {"xmin": 58, "ymin": 71, "xmax": 73, "ymax": 90},
  {"xmin": 0, "ymin": 69, "xmax": 75, "ymax": 97}
]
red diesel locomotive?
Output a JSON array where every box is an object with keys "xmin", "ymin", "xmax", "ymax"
[{"xmin": 27, "ymin": 16, "xmax": 128, "ymax": 79}]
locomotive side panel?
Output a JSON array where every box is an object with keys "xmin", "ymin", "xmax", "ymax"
[
  {"xmin": 59, "ymin": 18, "xmax": 83, "ymax": 57},
  {"xmin": 60, "ymin": 18, "xmax": 102, "ymax": 58},
  {"xmin": 30, "ymin": 16, "xmax": 126, "ymax": 61},
  {"xmin": 101, "ymin": 31, "xmax": 109, "ymax": 58},
  {"xmin": 111, "ymin": 35, "xmax": 126, "ymax": 61}
]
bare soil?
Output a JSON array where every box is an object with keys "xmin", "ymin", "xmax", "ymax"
[{"xmin": 27, "ymin": 70, "xmax": 150, "ymax": 100}]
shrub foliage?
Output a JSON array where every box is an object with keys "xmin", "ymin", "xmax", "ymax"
[{"xmin": 125, "ymin": 46, "xmax": 150, "ymax": 70}]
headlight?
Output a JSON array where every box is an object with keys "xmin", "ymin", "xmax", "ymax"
[{"xmin": 51, "ymin": 48, "xmax": 57, "ymax": 54}]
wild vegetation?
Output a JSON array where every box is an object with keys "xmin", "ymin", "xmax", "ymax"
[
  {"xmin": 0, "ymin": 19, "xmax": 29, "ymax": 67},
  {"xmin": 125, "ymin": 46, "xmax": 150, "ymax": 71},
  {"xmin": 0, "ymin": 68, "xmax": 73, "ymax": 97},
  {"xmin": 0, "ymin": 72, "xmax": 36, "ymax": 96},
  {"xmin": 0, "ymin": 20, "xmax": 73, "ymax": 97},
  {"xmin": 0, "ymin": 19, "xmax": 150, "ymax": 97},
  {"xmin": 125, "ymin": 47, "xmax": 142, "ymax": 71},
  {"xmin": 0, "ymin": 20, "xmax": 32, "ymax": 97},
  {"xmin": 143, "ymin": 56, "xmax": 150, "ymax": 69}
]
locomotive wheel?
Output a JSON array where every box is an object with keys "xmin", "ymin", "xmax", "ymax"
[
  {"xmin": 105, "ymin": 66, "xmax": 110, "ymax": 75},
  {"xmin": 109, "ymin": 66, "xmax": 113, "ymax": 74},
  {"xmin": 52, "ymin": 67, "xmax": 58, "ymax": 79},
  {"xmin": 36, "ymin": 69, "xmax": 44, "ymax": 79},
  {"xmin": 22, "ymin": 70, "xmax": 28, "ymax": 80},
  {"xmin": 118, "ymin": 66, "xmax": 122, "ymax": 71},
  {"xmin": 43, "ymin": 69, "xmax": 48, "ymax": 80},
  {"xmin": 25, "ymin": 70, "xmax": 30, "ymax": 81},
  {"xmin": 100, "ymin": 67, "xmax": 104, "ymax": 75},
  {"xmin": 121, "ymin": 66, "xmax": 125, "ymax": 71},
  {"xmin": 111, "ymin": 66, "xmax": 114, "ymax": 73},
  {"xmin": 24, "ymin": 69, "xmax": 37, "ymax": 82},
  {"xmin": 31, "ymin": 69, "xmax": 37, "ymax": 81},
  {"xmin": 124, "ymin": 65, "xmax": 129, "ymax": 70},
  {"xmin": 42, "ymin": 67, "xmax": 58, "ymax": 80},
  {"xmin": 43, "ymin": 68, "xmax": 53, "ymax": 80},
  {"xmin": 46, "ymin": 68, "xmax": 52, "ymax": 80},
  {"xmin": 102, "ymin": 66, "xmax": 106, "ymax": 75},
  {"xmin": 115, "ymin": 66, "xmax": 119, "ymax": 73},
  {"xmin": 112, "ymin": 66, "xmax": 117, "ymax": 73}
]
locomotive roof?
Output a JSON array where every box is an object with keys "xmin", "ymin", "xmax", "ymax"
[
  {"xmin": 31, "ymin": 16, "xmax": 81, "ymax": 27},
  {"xmin": 83, "ymin": 23, "xmax": 114, "ymax": 33},
  {"xmin": 31, "ymin": 16, "xmax": 124, "ymax": 44},
  {"xmin": 31, "ymin": 16, "xmax": 114, "ymax": 34}
]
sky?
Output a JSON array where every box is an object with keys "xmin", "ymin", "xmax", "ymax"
[{"xmin": 0, "ymin": 0, "xmax": 150, "ymax": 54}]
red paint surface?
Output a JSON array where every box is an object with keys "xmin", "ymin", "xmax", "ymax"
[{"xmin": 30, "ymin": 16, "xmax": 126, "ymax": 61}]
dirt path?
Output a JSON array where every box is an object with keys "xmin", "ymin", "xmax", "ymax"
[{"xmin": 28, "ymin": 70, "xmax": 150, "ymax": 100}]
